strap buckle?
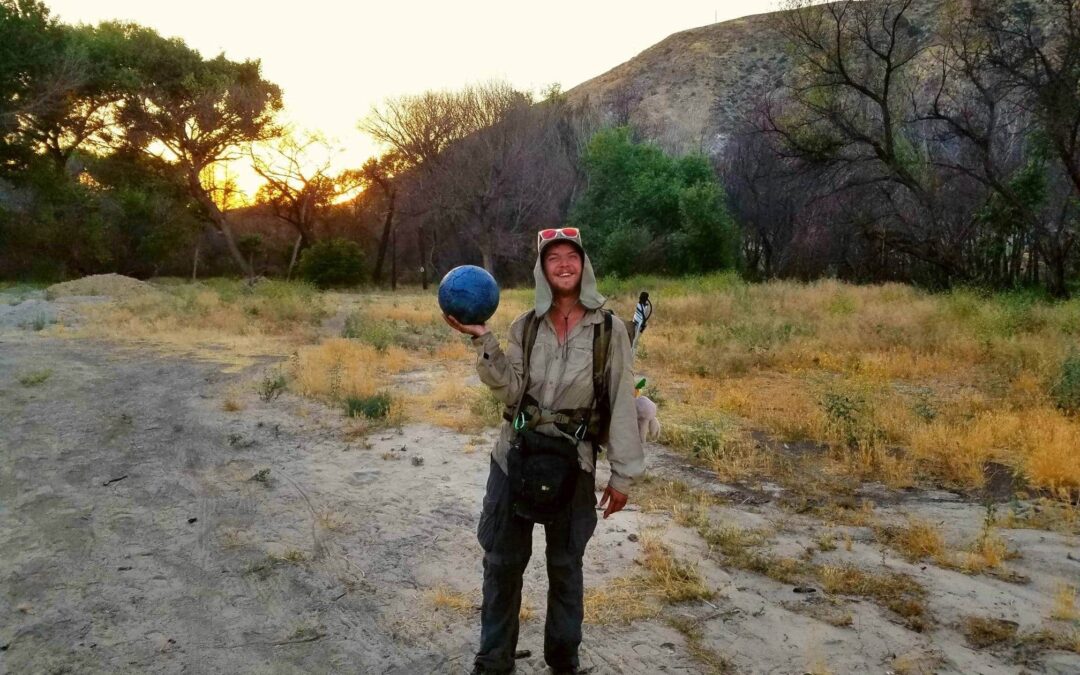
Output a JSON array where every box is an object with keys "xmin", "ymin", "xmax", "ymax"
[{"xmin": 573, "ymin": 423, "xmax": 588, "ymax": 441}]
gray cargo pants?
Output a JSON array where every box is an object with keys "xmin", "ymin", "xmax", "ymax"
[{"xmin": 473, "ymin": 459, "xmax": 598, "ymax": 673}]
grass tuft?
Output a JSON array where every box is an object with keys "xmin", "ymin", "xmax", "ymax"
[
  {"xmin": 961, "ymin": 616, "xmax": 1018, "ymax": 648},
  {"xmin": 17, "ymin": 369, "xmax": 52, "ymax": 386},
  {"xmin": 345, "ymin": 392, "xmax": 393, "ymax": 419}
]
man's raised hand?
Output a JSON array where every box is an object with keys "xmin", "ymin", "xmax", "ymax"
[{"xmin": 443, "ymin": 313, "xmax": 489, "ymax": 338}]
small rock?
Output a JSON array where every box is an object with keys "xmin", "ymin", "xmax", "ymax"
[
  {"xmin": 627, "ymin": 533, "xmax": 639, "ymax": 542},
  {"xmin": 411, "ymin": 456, "xmax": 424, "ymax": 467},
  {"xmin": 187, "ymin": 517, "xmax": 198, "ymax": 524},
  {"xmin": 793, "ymin": 586, "xmax": 817, "ymax": 594}
]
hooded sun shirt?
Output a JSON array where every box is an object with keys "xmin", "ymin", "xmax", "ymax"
[{"xmin": 470, "ymin": 235, "xmax": 645, "ymax": 494}]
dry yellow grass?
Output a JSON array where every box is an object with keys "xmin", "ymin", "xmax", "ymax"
[
  {"xmin": 289, "ymin": 338, "xmax": 413, "ymax": 402},
  {"xmin": 74, "ymin": 279, "xmax": 330, "ymax": 371},
  {"xmin": 428, "ymin": 585, "xmax": 476, "ymax": 614},
  {"xmin": 885, "ymin": 518, "xmax": 947, "ymax": 562},
  {"xmin": 66, "ymin": 276, "xmax": 1080, "ymax": 500},
  {"xmin": 584, "ymin": 530, "xmax": 712, "ymax": 624},
  {"xmin": 1052, "ymin": 584, "xmax": 1079, "ymax": 622}
]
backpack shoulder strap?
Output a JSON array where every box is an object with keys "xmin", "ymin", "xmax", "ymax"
[
  {"xmin": 592, "ymin": 309, "xmax": 612, "ymax": 400},
  {"xmin": 587, "ymin": 310, "xmax": 614, "ymax": 448},
  {"xmin": 509, "ymin": 310, "xmax": 540, "ymax": 429}
]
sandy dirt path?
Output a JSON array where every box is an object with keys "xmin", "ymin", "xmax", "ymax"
[
  {"xmin": 0, "ymin": 334, "xmax": 698, "ymax": 674},
  {"xmin": 2, "ymin": 330, "xmax": 1078, "ymax": 674}
]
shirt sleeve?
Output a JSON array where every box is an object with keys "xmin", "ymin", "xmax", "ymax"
[
  {"xmin": 603, "ymin": 320, "xmax": 645, "ymax": 494},
  {"xmin": 470, "ymin": 313, "xmax": 527, "ymax": 408}
]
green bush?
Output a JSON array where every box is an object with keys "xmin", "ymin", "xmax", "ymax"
[
  {"xmin": 343, "ymin": 311, "xmax": 400, "ymax": 351},
  {"xmin": 821, "ymin": 388, "xmax": 882, "ymax": 450},
  {"xmin": 345, "ymin": 392, "xmax": 392, "ymax": 419},
  {"xmin": 258, "ymin": 370, "xmax": 287, "ymax": 401},
  {"xmin": 297, "ymin": 238, "xmax": 366, "ymax": 288},
  {"xmin": 1050, "ymin": 353, "xmax": 1080, "ymax": 413},
  {"xmin": 569, "ymin": 127, "xmax": 739, "ymax": 276},
  {"xmin": 661, "ymin": 417, "xmax": 739, "ymax": 461},
  {"xmin": 469, "ymin": 387, "xmax": 504, "ymax": 427}
]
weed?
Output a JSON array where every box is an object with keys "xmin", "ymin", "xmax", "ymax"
[
  {"xmin": 961, "ymin": 616, "xmax": 1018, "ymax": 648},
  {"xmin": 21, "ymin": 314, "xmax": 52, "ymax": 331},
  {"xmin": 668, "ymin": 616, "xmax": 736, "ymax": 674},
  {"xmin": 345, "ymin": 392, "xmax": 393, "ymax": 419},
  {"xmin": 428, "ymin": 585, "xmax": 476, "ymax": 614},
  {"xmin": 1018, "ymin": 628, "xmax": 1080, "ymax": 654},
  {"xmin": 343, "ymin": 311, "xmax": 400, "ymax": 351},
  {"xmin": 877, "ymin": 518, "xmax": 946, "ymax": 562},
  {"xmin": 316, "ymin": 510, "xmax": 349, "ymax": 532},
  {"xmin": 468, "ymin": 387, "xmax": 504, "ymax": 428},
  {"xmin": 249, "ymin": 468, "xmax": 271, "ymax": 483},
  {"xmin": 17, "ymin": 369, "xmax": 52, "ymax": 386},
  {"xmin": 258, "ymin": 370, "xmax": 287, "ymax": 401},
  {"xmin": 1051, "ymin": 584, "xmax": 1078, "ymax": 621},
  {"xmin": 821, "ymin": 387, "xmax": 881, "ymax": 451},
  {"xmin": 583, "ymin": 576, "xmax": 655, "ymax": 625},
  {"xmin": 1051, "ymin": 352, "xmax": 1080, "ymax": 413},
  {"xmin": 274, "ymin": 549, "xmax": 308, "ymax": 564},
  {"xmin": 640, "ymin": 534, "xmax": 713, "ymax": 603},
  {"xmin": 662, "ymin": 417, "xmax": 740, "ymax": 461},
  {"xmin": 815, "ymin": 531, "xmax": 838, "ymax": 552},
  {"xmin": 584, "ymin": 529, "xmax": 713, "ymax": 625},
  {"xmin": 1000, "ymin": 497, "xmax": 1079, "ymax": 534}
]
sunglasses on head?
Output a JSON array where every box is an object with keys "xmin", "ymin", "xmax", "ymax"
[{"xmin": 537, "ymin": 227, "xmax": 580, "ymax": 248}]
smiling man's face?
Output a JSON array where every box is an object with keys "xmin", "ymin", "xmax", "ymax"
[{"xmin": 542, "ymin": 241, "xmax": 583, "ymax": 297}]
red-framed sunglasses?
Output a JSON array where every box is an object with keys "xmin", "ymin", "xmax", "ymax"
[{"xmin": 537, "ymin": 227, "xmax": 580, "ymax": 249}]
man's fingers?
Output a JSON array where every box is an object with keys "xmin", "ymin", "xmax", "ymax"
[{"xmin": 601, "ymin": 488, "xmax": 627, "ymax": 519}]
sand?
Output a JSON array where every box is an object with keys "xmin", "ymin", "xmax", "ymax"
[
  {"xmin": 1, "ymin": 298, "xmax": 1078, "ymax": 674},
  {"xmin": 45, "ymin": 274, "xmax": 158, "ymax": 301}
]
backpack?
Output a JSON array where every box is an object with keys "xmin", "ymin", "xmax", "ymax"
[{"xmin": 504, "ymin": 308, "xmax": 629, "ymax": 445}]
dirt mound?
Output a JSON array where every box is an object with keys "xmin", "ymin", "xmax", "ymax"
[{"xmin": 45, "ymin": 274, "xmax": 157, "ymax": 300}]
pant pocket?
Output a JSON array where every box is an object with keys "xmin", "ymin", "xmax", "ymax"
[
  {"xmin": 477, "ymin": 461, "xmax": 507, "ymax": 552},
  {"xmin": 568, "ymin": 472, "xmax": 598, "ymax": 556}
]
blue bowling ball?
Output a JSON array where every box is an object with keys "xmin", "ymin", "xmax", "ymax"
[{"xmin": 438, "ymin": 265, "xmax": 500, "ymax": 325}]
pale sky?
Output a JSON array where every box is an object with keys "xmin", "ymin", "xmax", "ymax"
[{"xmin": 47, "ymin": 0, "xmax": 781, "ymax": 195}]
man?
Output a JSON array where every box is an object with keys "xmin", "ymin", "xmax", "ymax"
[{"xmin": 444, "ymin": 227, "xmax": 644, "ymax": 674}]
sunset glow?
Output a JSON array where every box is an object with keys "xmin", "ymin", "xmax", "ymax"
[{"xmin": 46, "ymin": 0, "xmax": 780, "ymax": 199}]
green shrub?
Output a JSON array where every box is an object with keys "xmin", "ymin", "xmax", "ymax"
[
  {"xmin": 469, "ymin": 387, "xmax": 504, "ymax": 427},
  {"xmin": 297, "ymin": 238, "xmax": 366, "ymax": 288},
  {"xmin": 1050, "ymin": 353, "xmax": 1080, "ymax": 413},
  {"xmin": 258, "ymin": 370, "xmax": 287, "ymax": 401},
  {"xmin": 345, "ymin": 392, "xmax": 392, "ymax": 419},
  {"xmin": 821, "ymin": 388, "xmax": 882, "ymax": 450},
  {"xmin": 343, "ymin": 312, "xmax": 399, "ymax": 351},
  {"xmin": 18, "ymin": 369, "xmax": 52, "ymax": 386},
  {"xmin": 661, "ymin": 417, "xmax": 739, "ymax": 461}
]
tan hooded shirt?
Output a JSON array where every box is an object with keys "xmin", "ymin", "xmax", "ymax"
[{"xmin": 470, "ymin": 245, "xmax": 644, "ymax": 494}]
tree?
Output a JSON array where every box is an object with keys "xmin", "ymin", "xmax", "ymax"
[
  {"xmin": 0, "ymin": 0, "xmax": 68, "ymax": 174},
  {"xmin": 250, "ymin": 131, "xmax": 361, "ymax": 277},
  {"xmin": 429, "ymin": 87, "xmax": 574, "ymax": 273},
  {"xmin": 360, "ymin": 81, "xmax": 540, "ymax": 279},
  {"xmin": 116, "ymin": 23, "xmax": 283, "ymax": 277},
  {"xmin": 356, "ymin": 152, "xmax": 401, "ymax": 285},
  {"xmin": 973, "ymin": 0, "xmax": 1080, "ymax": 296},
  {"xmin": 569, "ymin": 127, "xmax": 739, "ymax": 275},
  {"xmin": 14, "ymin": 22, "xmax": 132, "ymax": 170}
]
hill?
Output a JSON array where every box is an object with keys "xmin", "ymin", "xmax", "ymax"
[{"xmin": 566, "ymin": 2, "xmax": 947, "ymax": 156}]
